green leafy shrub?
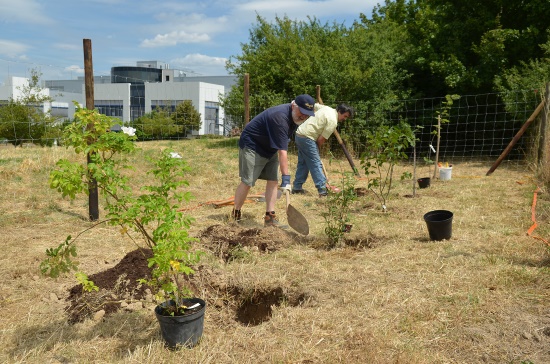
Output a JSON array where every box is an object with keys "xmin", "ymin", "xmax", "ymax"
[
  {"xmin": 322, "ymin": 173, "xmax": 357, "ymax": 248},
  {"xmin": 360, "ymin": 122, "xmax": 415, "ymax": 211},
  {"xmin": 41, "ymin": 105, "xmax": 201, "ymax": 312}
]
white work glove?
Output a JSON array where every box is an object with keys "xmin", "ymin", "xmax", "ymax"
[{"xmin": 279, "ymin": 174, "xmax": 291, "ymax": 192}]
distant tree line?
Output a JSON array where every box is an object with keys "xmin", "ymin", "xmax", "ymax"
[{"xmin": 221, "ymin": 0, "xmax": 550, "ymax": 134}]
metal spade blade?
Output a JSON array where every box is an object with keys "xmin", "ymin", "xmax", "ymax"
[{"xmin": 285, "ymin": 190, "xmax": 309, "ymax": 235}]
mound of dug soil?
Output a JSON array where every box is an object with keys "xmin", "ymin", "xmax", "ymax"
[
  {"xmin": 66, "ymin": 248, "xmax": 153, "ymax": 323},
  {"xmin": 199, "ymin": 224, "xmax": 296, "ymax": 261},
  {"xmin": 65, "ymin": 224, "xmax": 297, "ymax": 323}
]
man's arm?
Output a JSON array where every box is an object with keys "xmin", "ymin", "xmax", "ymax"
[
  {"xmin": 278, "ymin": 149, "xmax": 289, "ymax": 175},
  {"xmin": 278, "ymin": 149, "xmax": 291, "ymax": 192},
  {"xmin": 316, "ymin": 135, "xmax": 328, "ymax": 148}
]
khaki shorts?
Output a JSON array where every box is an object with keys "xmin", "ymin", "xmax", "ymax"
[{"xmin": 239, "ymin": 148, "xmax": 279, "ymax": 186}]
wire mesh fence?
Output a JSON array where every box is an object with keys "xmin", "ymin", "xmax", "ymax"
[
  {"xmin": 0, "ymin": 64, "xmax": 545, "ymax": 171},
  {"xmin": 343, "ymin": 91, "xmax": 544, "ymax": 164}
]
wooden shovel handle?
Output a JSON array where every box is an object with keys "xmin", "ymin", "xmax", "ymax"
[
  {"xmin": 321, "ymin": 160, "xmax": 329, "ymax": 181},
  {"xmin": 333, "ymin": 129, "xmax": 361, "ymax": 177},
  {"xmin": 285, "ymin": 189, "xmax": 290, "ymax": 212}
]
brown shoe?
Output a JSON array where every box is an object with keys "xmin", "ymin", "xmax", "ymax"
[{"xmin": 264, "ymin": 211, "xmax": 279, "ymax": 227}]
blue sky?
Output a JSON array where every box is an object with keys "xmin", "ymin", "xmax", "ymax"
[{"xmin": 0, "ymin": 0, "xmax": 378, "ymax": 84}]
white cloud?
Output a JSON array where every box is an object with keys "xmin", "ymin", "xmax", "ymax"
[
  {"xmin": 65, "ymin": 65, "xmax": 84, "ymax": 74},
  {"xmin": 0, "ymin": 39, "xmax": 29, "ymax": 57},
  {"xmin": 140, "ymin": 31, "xmax": 210, "ymax": 48},
  {"xmin": 136, "ymin": 0, "xmax": 376, "ymax": 52},
  {"xmin": 154, "ymin": 11, "xmax": 205, "ymax": 23},
  {"xmin": 146, "ymin": 1, "xmax": 200, "ymax": 13},
  {"xmin": 170, "ymin": 54, "xmax": 228, "ymax": 75},
  {"xmin": 0, "ymin": 0, "xmax": 379, "ymax": 81},
  {"xmin": 237, "ymin": 0, "xmax": 306, "ymax": 12},
  {"xmin": 234, "ymin": 0, "xmax": 378, "ymax": 22},
  {"xmin": 0, "ymin": 0, "xmax": 53, "ymax": 25},
  {"xmin": 187, "ymin": 16, "xmax": 229, "ymax": 34},
  {"xmin": 152, "ymin": 12, "xmax": 229, "ymax": 34}
]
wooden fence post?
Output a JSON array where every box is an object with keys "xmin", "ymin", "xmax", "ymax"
[
  {"xmin": 432, "ymin": 115, "xmax": 441, "ymax": 179},
  {"xmin": 83, "ymin": 39, "xmax": 99, "ymax": 221},
  {"xmin": 486, "ymin": 99, "xmax": 546, "ymax": 176},
  {"xmin": 244, "ymin": 73, "xmax": 250, "ymax": 125}
]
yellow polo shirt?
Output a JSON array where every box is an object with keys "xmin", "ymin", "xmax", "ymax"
[{"xmin": 295, "ymin": 103, "xmax": 338, "ymax": 141}]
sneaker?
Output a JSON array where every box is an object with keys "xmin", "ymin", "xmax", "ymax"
[
  {"xmin": 264, "ymin": 211, "xmax": 280, "ymax": 227},
  {"xmin": 232, "ymin": 208, "xmax": 242, "ymax": 222},
  {"xmin": 318, "ymin": 192, "xmax": 328, "ymax": 198},
  {"xmin": 292, "ymin": 189, "xmax": 306, "ymax": 195}
]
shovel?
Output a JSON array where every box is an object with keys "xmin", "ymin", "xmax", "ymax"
[{"xmin": 284, "ymin": 190, "xmax": 309, "ymax": 235}]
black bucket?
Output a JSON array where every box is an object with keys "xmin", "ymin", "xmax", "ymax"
[
  {"xmin": 417, "ymin": 177, "xmax": 431, "ymax": 189},
  {"xmin": 423, "ymin": 210, "xmax": 453, "ymax": 240}
]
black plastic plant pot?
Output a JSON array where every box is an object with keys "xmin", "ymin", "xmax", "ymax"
[
  {"xmin": 417, "ymin": 177, "xmax": 431, "ymax": 189},
  {"xmin": 155, "ymin": 298, "xmax": 206, "ymax": 349},
  {"xmin": 423, "ymin": 210, "xmax": 453, "ymax": 240}
]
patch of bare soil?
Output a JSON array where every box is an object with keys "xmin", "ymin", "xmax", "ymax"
[
  {"xmin": 65, "ymin": 224, "xmax": 301, "ymax": 323},
  {"xmin": 66, "ymin": 248, "xmax": 154, "ymax": 323}
]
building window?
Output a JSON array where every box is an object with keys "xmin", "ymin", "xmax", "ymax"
[
  {"xmin": 95, "ymin": 100, "xmax": 123, "ymax": 119},
  {"xmin": 151, "ymin": 100, "xmax": 183, "ymax": 114}
]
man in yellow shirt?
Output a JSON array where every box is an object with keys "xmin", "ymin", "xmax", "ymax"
[{"xmin": 292, "ymin": 103, "xmax": 354, "ymax": 197}]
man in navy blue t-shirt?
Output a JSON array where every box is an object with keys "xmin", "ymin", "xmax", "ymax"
[{"xmin": 232, "ymin": 94, "xmax": 315, "ymax": 226}]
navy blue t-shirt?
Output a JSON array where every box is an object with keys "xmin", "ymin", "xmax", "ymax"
[{"xmin": 238, "ymin": 103, "xmax": 297, "ymax": 158}]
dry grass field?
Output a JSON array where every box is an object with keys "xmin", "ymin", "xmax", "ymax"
[{"xmin": 0, "ymin": 139, "xmax": 549, "ymax": 364}]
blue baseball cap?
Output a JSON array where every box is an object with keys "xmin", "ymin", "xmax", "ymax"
[{"xmin": 294, "ymin": 94, "xmax": 315, "ymax": 116}]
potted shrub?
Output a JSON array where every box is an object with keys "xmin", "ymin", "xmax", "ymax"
[
  {"xmin": 145, "ymin": 231, "xmax": 205, "ymax": 348},
  {"xmin": 40, "ymin": 105, "xmax": 205, "ymax": 348}
]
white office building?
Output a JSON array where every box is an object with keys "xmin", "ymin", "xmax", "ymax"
[{"xmin": 1, "ymin": 61, "xmax": 236, "ymax": 136}]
